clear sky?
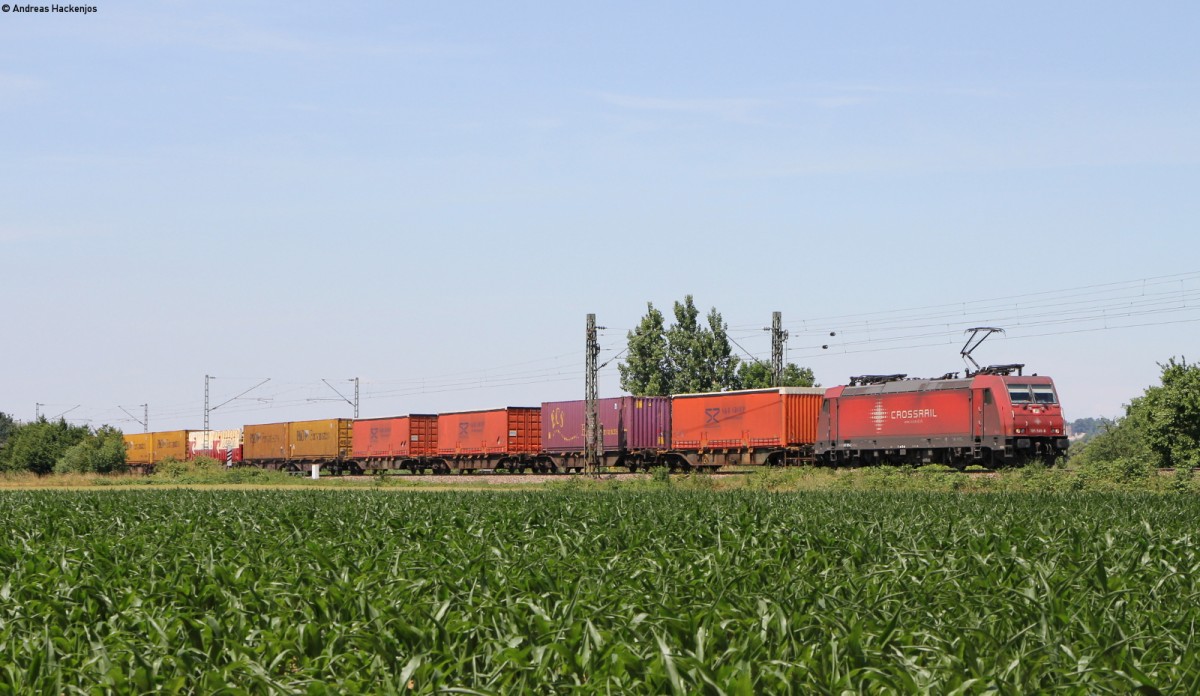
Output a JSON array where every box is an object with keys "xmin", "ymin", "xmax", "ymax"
[{"xmin": 3, "ymin": 2, "xmax": 1198, "ymax": 431}]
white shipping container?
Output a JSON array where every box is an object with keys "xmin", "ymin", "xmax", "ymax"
[{"xmin": 188, "ymin": 429, "xmax": 244, "ymax": 452}]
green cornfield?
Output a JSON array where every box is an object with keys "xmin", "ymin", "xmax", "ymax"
[{"xmin": 1, "ymin": 490, "xmax": 1198, "ymax": 693}]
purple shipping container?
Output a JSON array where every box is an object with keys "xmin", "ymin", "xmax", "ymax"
[{"xmin": 541, "ymin": 396, "xmax": 671, "ymax": 453}]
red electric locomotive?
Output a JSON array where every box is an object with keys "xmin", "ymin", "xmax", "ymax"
[{"xmin": 815, "ymin": 366, "xmax": 1070, "ymax": 467}]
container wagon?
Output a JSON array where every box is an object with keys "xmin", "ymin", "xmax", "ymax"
[
  {"xmin": 188, "ymin": 429, "xmax": 244, "ymax": 465},
  {"xmin": 123, "ymin": 430, "xmax": 191, "ymax": 472},
  {"xmin": 243, "ymin": 419, "xmax": 355, "ymax": 473},
  {"xmin": 351, "ymin": 415, "xmax": 439, "ymax": 473},
  {"xmin": 541, "ymin": 396, "xmax": 671, "ymax": 471},
  {"xmin": 815, "ymin": 373, "xmax": 1070, "ymax": 467},
  {"xmin": 669, "ymin": 388, "xmax": 824, "ymax": 469},
  {"xmin": 436, "ymin": 407, "xmax": 542, "ymax": 473}
]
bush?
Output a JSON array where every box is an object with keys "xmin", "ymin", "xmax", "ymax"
[
  {"xmin": 149, "ymin": 457, "xmax": 290, "ymax": 485},
  {"xmin": 153, "ymin": 458, "xmax": 192, "ymax": 479},
  {"xmin": 1071, "ymin": 417, "xmax": 1151, "ymax": 470},
  {"xmin": 1172, "ymin": 466, "xmax": 1196, "ymax": 494},
  {"xmin": 1077, "ymin": 456, "xmax": 1155, "ymax": 487},
  {"xmin": 54, "ymin": 426, "xmax": 127, "ymax": 474}
]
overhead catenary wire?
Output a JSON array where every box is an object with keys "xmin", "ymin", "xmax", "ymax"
[
  {"xmin": 783, "ymin": 286, "xmax": 1200, "ymax": 339},
  {"xmin": 790, "ymin": 301, "xmax": 1200, "ymax": 352},
  {"xmin": 37, "ymin": 304, "xmax": 1195, "ymax": 428},
  {"xmin": 790, "ymin": 314, "xmax": 1200, "ymax": 360},
  {"xmin": 35, "ymin": 270, "xmax": 1199, "ymax": 429},
  {"xmin": 728, "ymin": 270, "xmax": 1200, "ymax": 331}
]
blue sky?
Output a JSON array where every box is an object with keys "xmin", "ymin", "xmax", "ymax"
[{"xmin": 2, "ymin": 1, "xmax": 1198, "ymax": 430}]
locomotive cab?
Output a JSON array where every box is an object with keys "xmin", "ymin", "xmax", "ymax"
[{"xmin": 993, "ymin": 375, "xmax": 1070, "ymax": 459}]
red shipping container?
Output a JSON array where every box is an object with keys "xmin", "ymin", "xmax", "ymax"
[
  {"xmin": 352, "ymin": 415, "xmax": 438, "ymax": 458},
  {"xmin": 542, "ymin": 396, "xmax": 671, "ymax": 452},
  {"xmin": 437, "ymin": 407, "xmax": 540, "ymax": 455},
  {"xmin": 671, "ymin": 388, "xmax": 823, "ymax": 451}
]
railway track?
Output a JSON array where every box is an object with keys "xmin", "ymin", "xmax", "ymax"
[
  {"xmin": 277, "ymin": 465, "xmax": 1199, "ymax": 481},
  {"xmin": 336, "ymin": 469, "xmax": 754, "ymax": 481}
]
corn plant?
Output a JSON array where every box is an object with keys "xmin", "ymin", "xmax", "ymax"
[{"xmin": 1, "ymin": 490, "xmax": 1198, "ymax": 693}]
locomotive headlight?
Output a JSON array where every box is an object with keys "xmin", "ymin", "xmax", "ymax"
[
  {"xmin": 1015, "ymin": 428, "xmax": 1025, "ymax": 434},
  {"xmin": 1051, "ymin": 427, "xmax": 1061, "ymax": 434}
]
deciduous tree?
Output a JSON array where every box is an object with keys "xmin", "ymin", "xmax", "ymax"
[
  {"xmin": 0, "ymin": 418, "xmax": 88, "ymax": 475},
  {"xmin": 737, "ymin": 361, "xmax": 818, "ymax": 389},
  {"xmin": 618, "ymin": 303, "xmax": 672, "ymax": 396},
  {"xmin": 1070, "ymin": 357, "xmax": 1200, "ymax": 469},
  {"xmin": 621, "ymin": 297, "xmax": 805, "ymax": 395}
]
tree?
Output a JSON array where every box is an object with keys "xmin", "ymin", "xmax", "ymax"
[
  {"xmin": 618, "ymin": 302, "xmax": 672, "ymax": 396},
  {"xmin": 1135, "ymin": 357, "xmax": 1200, "ymax": 468},
  {"xmin": 737, "ymin": 361, "xmax": 818, "ymax": 389},
  {"xmin": 665, "ymin": 296, "xmax": 741, "ymax": 394},
  {"xmin": 1070, "ymin": 357, "xmax": 1200, "ymax": 469},
  {"xmin": 1067, "ymin": 417, "xmax": 1109, "ymax": 441},
  {"xmin": 0, "ymin": 412, "xmax": 16, "ymax": 449},
  {"xmin": 665, "ymin": 296, "xmax": 706, "ymax": 394},
  {"xmin": 621, "ymin": 297, "xmax": 803, "ymax": 395},
  {"xmin": 699, "ymin": 307, "xmax": 740, "ymax": 392},
  {"xmin": 0, "ymin": 418, "xmax": 89, "ymax": 475}
]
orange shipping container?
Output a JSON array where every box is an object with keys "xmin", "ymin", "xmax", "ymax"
[
  {"xmin": 244, "ymin": 422, "xmax": 289, "ymax": 461},
  {"xmin": 288, "ymin": 419, "xmax": 353, "ymax": 460},
  {"xmin": 437, "ymin": 408, "xmax": 540, "ymax": 455},
  {"xmin": 352, "ymin": 415, "xmax": 438, "ymax": 459},
  {"xmin": 671, "ymin": 388, "xmax": 824, "ymax": 450}
]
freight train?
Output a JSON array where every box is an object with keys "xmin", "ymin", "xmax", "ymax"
[{"xmin": 123, "ymin": 367, "xmax": 1070, "ymax": 473}]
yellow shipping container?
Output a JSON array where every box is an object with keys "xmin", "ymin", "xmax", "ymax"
[
  {"xmin": 151, "ymin": 430, "xmax": 190, "ymax": 462},
  {"xmin": 124, "ymin": 433, "xmax": 153, "ymax": 466},
  {"xmin": 288, "ymin": 419, "xmax": 353, "ymax": 460},
  {"xmin": 244, "ymin": 422, "xmax": 288, "ymax": 461}
]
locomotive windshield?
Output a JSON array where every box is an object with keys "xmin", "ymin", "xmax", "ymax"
[
  {"xmin": 1007, "ymin": 384, "xmax": 1057, "ymax": 404},
  {"xmin": 1032, "ymin": 384, "xmax": 1057, "ymax": 404},
  {"xmin": 1007, "ymin": 385, "xmax": 1032, "ymax": 403}
]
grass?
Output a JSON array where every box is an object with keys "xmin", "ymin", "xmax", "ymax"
[
  {"xmin": 552, "ymin": 463, "xmax": 1200, "ymax": 495},
  {"xmin": 3, "ymin": 459, "xmax": 1197, "ymax": 496},
  {"xmin": 2, "ymin": 489, "xmax": 1200, "ymax": 692}
]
